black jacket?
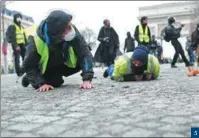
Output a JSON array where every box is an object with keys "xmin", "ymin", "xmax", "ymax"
[
  {"xmin": 97, "ymin": 26, "xmax": 120, "ymax": 48},
  {"xmin": 124, "ymin": 37, "xmax": 135, "ymax": 52},
  {"xmin": 23, "ymin": 20, "xmax": 94, "ymax": 88},
  {"xmin": 166, "ymin": 24, "xmax": 181, "ymax": 40},
  {"xmin": 150, "ymin": 39, "xmax": 158, "ymax": 49},
  {"xmin": 191, "ymin": 27, "xmax": 199, "ymax": 45},
  {"xmin": 134, "ymin": 24, "xmax": 151, "ymax": 46},
  {"xmin": 95, "ymin": 26, "xmax": 120, "ymax": 63}
]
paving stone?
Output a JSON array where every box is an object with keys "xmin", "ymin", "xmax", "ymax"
[
  {"xmin": 122, "ymin": 128, "xmax": 154, "ymax": 137},
  {"xmin": 15, "ymin": 133, "xmax": 40, "ymax": 137},
  {"xmin": 36, "ymin": 124, "xmax": 66, "ymax": 136},
  {"xmin": 1, "ymin": 64, "xmax": 199, "ymax": 137},
  {"xmin": 10, "ymin": 115, "xmax": 60, "ymax": 123},
  {"xmin": 53, "ymin": 118, "xmax": 79, "ymax": 125},
  {"xmin": 136, "ymin": 121, "xmax": 162, "ymax": 128},
  {"xmin": 1, "ymin": 129, "xmax": 18, "ymax": 137},
  {"xmin": 163, "ymin": 132, "xmax": 186, "ymax": 137},
  {"xmin": 64, "ymin": 112, "xmax": 89, "ymax": 118},
  {"xmin": 60, "ymin": 128, "xmax": 99, "ymax": 137},
  {"xmin": 160, "ymin": 116, "xmax": 192, "ymax": 125},
  {"xmin": 6, "ymin": 123, "xmax": 43, "ymax": 132}
]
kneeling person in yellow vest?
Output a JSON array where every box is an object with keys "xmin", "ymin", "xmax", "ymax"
[
  {"xmin": 22, "ymin": 10, "xmax": 94, "ymax": 91},
  {"xmin": 103, "ymin": 46, "xmax": 160, "ymax": 81}
]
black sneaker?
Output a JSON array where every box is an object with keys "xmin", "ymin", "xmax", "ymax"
[
  {"xmin": 103, "ymin": 70, "xmax": 109, "ymax": 78},
  {"xmin": 21, "ymin": 75, "xmax": 29, "ymax": 87},
  {"xmin": 171, "ymin": 65, "xmax": 178, "ymax": 68}
]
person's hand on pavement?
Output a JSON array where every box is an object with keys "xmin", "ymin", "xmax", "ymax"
[
  {"xmin": 135, "ymin": 75, "xmax": 143, "ymax": 81},
  {"xmin": 36, "ymin": 84, "xmax": 54, "ymax": 92},
  {"xmin": 80, "ymin": 81, "xmax": 94, "ymax": 89},
  {"xmin": 146, "ymin": 73, "xmax": 152, "ymax": 80}
]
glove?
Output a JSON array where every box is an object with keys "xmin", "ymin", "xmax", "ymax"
[
  {"xmin": 103, "ymin": 37, "xmax": 109, "ymax": 42},
  {"xmin": 16, "ymin": 46, "xmax": 20, "ymax": 51}
]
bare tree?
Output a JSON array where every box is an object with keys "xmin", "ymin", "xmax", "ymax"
[{"xmin": 80, "ymin": 27, "xmax": 97, "ymax": 50}]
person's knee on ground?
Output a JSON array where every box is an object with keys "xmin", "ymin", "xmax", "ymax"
[{"xmin": 45, "ymin": 75, "xmax": 64, "ymax": 88}]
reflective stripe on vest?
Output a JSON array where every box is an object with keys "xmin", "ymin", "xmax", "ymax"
[
  {"xmin": 65, "ymin": 46, "xmax": 77, "ymax": 68},
  {"xmin": 27, "ymin": 25, "xmax": 77, "ymax": 74},
  {"xmin": 123, "ymin": 53, "xmax": 133, "ymax": 74},
  {"xmin": 138, "ymin": 24, "xmax": 149, "ymax": 43},
  {"xmin": 149, "ymin": 55, "xmax": 154, "ymax": 75},
  {"xmin": 146, "ymin": 55, "xmax": 154, "ymax": 75},
  {"xmin": 13, "ymin": 23, "xmax": 25, "ymax": 44}
]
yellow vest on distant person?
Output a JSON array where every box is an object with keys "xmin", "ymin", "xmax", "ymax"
[
  {"xmin": 138, "ymin": 24, "xmax": 149, "ymax": 43},
  {"xmin": 13, "ymin": 23, "xmax": 26, "ymax": 44}
]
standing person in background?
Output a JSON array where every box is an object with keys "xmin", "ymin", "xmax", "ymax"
[
  {"xmin": 149, "ymin": 35, "xmax": 158, "ymax": 56},
  {"xmin": 185, "ymin": 36, "xmax": 195, "ymax": 66},
  {"xmin": 97, "ymin": 19, "xmax": 120, "ymax": 66},
  {"xmin": 124, "ymin": 32, "xmax": 135, "ymax": 53},
  {"xmin": 166, "ymin": 17, "xmax": 190, "ymax": 68},
  {"xmin": 134, "ymin": 16, "xmax": 151, "ymax": 49},
  {"xmin": 166, "ymin": 17, "xmax": 196, "ymax": 76},
  {"xmin": 6, "ymin": 12, "xmax": 27, "ymax": 79}
]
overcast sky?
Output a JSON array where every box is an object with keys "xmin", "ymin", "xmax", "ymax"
[{"xmin": 7, "ymin": 1, "xmax": 182, "ymax": 57}]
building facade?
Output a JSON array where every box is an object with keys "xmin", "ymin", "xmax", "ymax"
[
  {"xmin": 138, "ymin": 1, "xmax": 199, "ymax": 58},
  {"xmin": 1, "ymin": 8, "xmax": 34, "ymax": 72}
]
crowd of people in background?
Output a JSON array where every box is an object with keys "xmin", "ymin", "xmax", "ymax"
[{"xmin": 94, "ymin": 16, "xmax": 199, "ymax": 70}]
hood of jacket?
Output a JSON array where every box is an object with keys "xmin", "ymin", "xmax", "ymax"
[
  {"xmin": 13, "ymin": 13, "xmax": 22, "ymax": 26},
  {"xmin": 36, "ymin": 10, "xmax": 72, "ymax": 46}
]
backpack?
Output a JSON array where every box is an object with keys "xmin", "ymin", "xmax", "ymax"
[
  {"xmin": 6, "ymin": 25, "xmax": 14, "ymax": 43},
  {"xmin": 161, "ymin": 26, "xmax": 170, "ymax": 42}
]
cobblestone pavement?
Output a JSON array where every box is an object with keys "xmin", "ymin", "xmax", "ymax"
[{"xmin": 1, "ymin": 64, "xmax": 199, "ymax": 137}]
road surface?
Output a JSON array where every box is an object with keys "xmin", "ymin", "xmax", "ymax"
[{"xmin": 1, "ymin": 64, "xmax": 199, "ymax": 137}]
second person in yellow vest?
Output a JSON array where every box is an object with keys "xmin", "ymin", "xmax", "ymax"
[
  {"xmin": 6, "ymin": 13, "xmax": 27, "ymax": 77},
  {"xmin": 21, "ymin": 10, "xmax": 95, "ymax": 92},
  {"xmin": 134, "ymin": 16, "xmax": 151, "ymax": 49}
]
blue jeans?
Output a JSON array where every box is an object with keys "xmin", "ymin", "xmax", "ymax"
[
  {"xmin": 107, "ymin": 64, "xmax": 114, "ymax": 77},
  {"xmin": 187, "ymin": 47, "xmax": 195, "ymax": 64}
]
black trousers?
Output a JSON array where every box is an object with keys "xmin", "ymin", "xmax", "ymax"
[
  {"xmin": 12, "ymin": 44, "xmax": 26, "ymax": 76},
  {"xmin": 37, "ymin": 65, "xmax": 81, "ymax": 88},
  {"xmin": 171, "ymin": 39, "xmax": 189, "ymax": 67}
]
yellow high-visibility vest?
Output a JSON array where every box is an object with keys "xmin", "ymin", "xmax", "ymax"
[
  {"xmin": 13, "ymin": 23, "xmax": 26, "ymax": 44},
  {"xmin": 25, "ymin": 25, "xmax": 78, "ymax": 74},
  {"xmin": 138, "ymin": 24, "xmax": 149, "ymax": 43}
]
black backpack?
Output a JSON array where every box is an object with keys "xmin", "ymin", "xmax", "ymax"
[
  {"xmin": 161, "ymin": 26, "xmax": 170, "ymax": 42},
  {"xmin": 6, "ymin": 25, "xmax": 14, "ymax": 43}
]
